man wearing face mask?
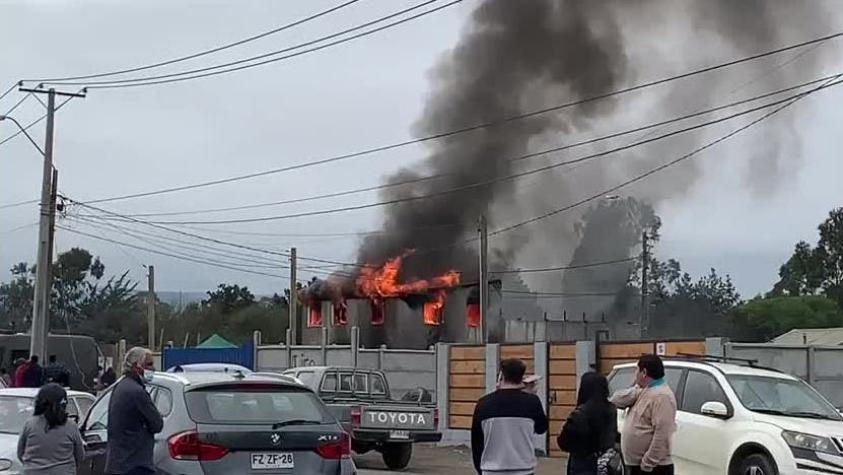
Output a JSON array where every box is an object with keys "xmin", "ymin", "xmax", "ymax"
[{"xmin": 105, "ymin": 347, "xmax": 164, "ymax": 475}]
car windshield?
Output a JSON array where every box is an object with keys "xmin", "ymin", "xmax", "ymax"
[
  {"xmin": 0, "ymin": 396, "xmax": 34, "ymax": 434},
  {"xmin": 185, "ymin": 387, "xmax": 332, "ymax": 425},
  {"xmin": 728, "ymin": 375, "xmax": 842, "ymax": 420}
]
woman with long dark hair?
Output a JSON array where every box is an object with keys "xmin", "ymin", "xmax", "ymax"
[
  {"xmin": 557, "ymin": 372, "xmax": 619, "ymax": 475},
  {"xmin": 17, "ymin": 383, "xmax": 84, "ymax": 474}
]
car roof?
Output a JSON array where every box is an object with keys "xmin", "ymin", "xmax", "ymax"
[
  {"xmin": 284, "ymin": 366, "xmax": 379, "ymax": 373},
  {"xmin": 0, "ymin": 387, "xmax": 94, "ymax": 398},
  {"xmin": 166, "ymin": 363, "xmax": 253, "ymax": 373},
  {"xmin": 151, "ymin": 371, "xmax": 306, "ymax": 389},
  {"xmin": 611, "ymin": 359, "xmax": 798, "ymax": 381}
]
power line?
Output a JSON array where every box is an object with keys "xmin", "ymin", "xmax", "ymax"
[
  {"xmin": 66, "ymin": 212, "xmax": 353, "ymax": 276},
  {"xmin": 71, "ymin": 26, "xmax": 843, "ymax": 204},
  {"xmin": 491, "ymin": 257, "xmax": 636, "ymax": 274},
  {"xmin": 404, "ymin": 74, "xmax": 839, "ymax": 261},
  {"xmin": 0, "ymin": 93, "xmax": 80, "ymax": 148},
  {"xmin": 83, "ymin": 72, "xmax": 838, "ymax": 218},
  {"xmin": 488, "ymin": 75, "xmax": 838, "ymax": 239},
  {"xmin": 4, "ymin": 93, "xmax": 31, "ymax": 115},
  {"xmin": 61, "ymin": 197, "xmax": 372, "ymax": 270},
  {"xmin": 0, "ymin": 199, "xmax": 39, "ymax": 210},
  {"xmin": 57, "ymin": 225, "xmax": 289, "ymax": 279},
  {"xmin": 42, "ymin": 0, "xmax": 458, "ymax": 89},
  {"xmin": 128, "ymin": 84, "xmax": 828, "ymax": 225},
  {"xmin": 0, "ymin": 83, "xmax": 17, "ymax": 102},
  {"xmin": 27, "ymin": 0, "xmax": 363, "ymax": 83}
]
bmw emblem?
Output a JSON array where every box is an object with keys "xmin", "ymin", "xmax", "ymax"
[{"xmin": 270, "ymin": 433, "xmax": 282, "ymax": 446}]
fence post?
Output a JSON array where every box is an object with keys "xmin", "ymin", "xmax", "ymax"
[
  {"xmin": 533, "ymin": 341, "xmax": 548, "ymax": 455},
  {"xmin": 575, "ymin": 340, "xmax": 596, "ymax": 389},
  {"xmin": 320, "ymin": 327, "xmax": 328, "ymax": 365},
  {"xmin": 252, "ymin": 331, "xmax": 261, "ymax": 371},
  {"xmin": 705, "ymin": 337, "xmax": 727, "ymax": 357},
  {"xmin": 285, "ymin": 328, "xmax": 292, "ymax": 369},
  {"xmin": 435, "ymin": 343, "xmax": 449, "ymax": 434},
  {"xmin": 807, "ymin": 346, "xmax": 816, "ymax": 385},
  {"xmin": 378, "ymin": 345, "xmax": 386, "ymax": 370},
  {"xmin": 350, "ymin": 326, "xmax": 360, "ymax": 368},
  {"xmin": 485, "ymin": 344, "xmax": 499, "ymax": 394}
]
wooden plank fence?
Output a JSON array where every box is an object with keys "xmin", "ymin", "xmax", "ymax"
[
  {"xmin": 548, "ymin": 343, "xmax": 576, "ymax": 458},
  {"xmin": 448, "ymin": 346, "xmax": 485, "ymax": 429}
]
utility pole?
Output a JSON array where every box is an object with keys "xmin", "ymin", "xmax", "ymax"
[
  {"xmin": 20, "ymin": 86, "xmax": 85, "ymax": 362},
  {"xmin": 42, "ymin": 169, "xmax": 58, "ymax": 353},
  {"xmin": 28, "ymin": 89, "xmax": 56, "ymax": 362},
  {"xmin": 147, "ymin": 265, "xmax": 156, "ymax": 351},
  {"xmin": 640, "ymin": 231, "xmax": 649, "ymax": 338},
  {"xmin": 478, "ymin": 215, "xmax": 489, "ymax": 344},
  {"xmin": 289, "ymin": 247, "xmax": 298, "ymax": 346}
]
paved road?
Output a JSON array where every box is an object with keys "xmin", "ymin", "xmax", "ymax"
[{"xmin": 355, "ymin": 444, "xmax": 566, "ymax": 475}]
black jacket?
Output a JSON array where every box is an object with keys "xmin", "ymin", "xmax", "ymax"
[
  {"xmin": 104, "ymin": 375, "xmax": 164, "ymax": 474},
  {"xmin": 557, "ymin": 399, "xmax": 617, "ymax": 457}
]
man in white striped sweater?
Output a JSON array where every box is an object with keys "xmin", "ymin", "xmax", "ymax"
[{"xmin": 471, "ymin": 359, "xmax": 549, "ymax": 475}]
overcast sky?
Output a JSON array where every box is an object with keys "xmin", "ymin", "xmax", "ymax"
[{"xmin": 1, "ymin": 0, "xmax": 842, "ymax": 300}]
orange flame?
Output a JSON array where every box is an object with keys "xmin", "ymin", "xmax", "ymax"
[
  {"xmin": 357, "ymin": 251, "xmax": 460, "ymax": 299},
  {"xmin": 423, "ymin": 290, "xmax": 447, "ymax": 326}
]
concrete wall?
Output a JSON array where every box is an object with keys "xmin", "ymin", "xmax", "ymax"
[
  {"xmin": 724, "ymin": 342, "xmax": 843, "ymax": 408},
  {"xmin": 254, "ymin": 330, "xmax": 436, "ymax": 400}
]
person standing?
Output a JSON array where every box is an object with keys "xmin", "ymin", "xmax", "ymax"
[
  {"xmin": 611, "ymin": 355, "xmax": 677, "ymax": 475},
  {"xmin": 45, "ymin": 356, "xmax": 69, "ymax": 387},
  {"xmin": 14, "ymin": 358, "xmax": 30, "ymax": 387},
  {"xmin": 17, "ymin": 383, "xmax": 85, "ymax": 474},
  {"xmin": 471, "ymin": 358, "xmax": 548, "ymax": 475},
  {"xmin": 101, "ymin": 367, "xmax": 117, "ymax": 389},
  {"xmin": 23, "ymin": 355, "xmax": 44, "ymax": 388},
  {"xmin": 557, "ymin": 372, "xmax": 618, "ymax": 475},
  {"xmin": 0, "ymin": 367, "xmax": 11, "ymax": 387},
  {"xmin": 105, "ymin": 347, "xmax": 163, "ymax": 475}
]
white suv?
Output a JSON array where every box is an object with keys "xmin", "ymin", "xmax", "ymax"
[{"xmin": 608, "ymin": 359, "xmax": 843, "ymax": 475}]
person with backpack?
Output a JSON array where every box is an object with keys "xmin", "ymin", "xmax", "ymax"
[
  {"xmin": 17, "ymin": 383, "xmax": 85, "ymax": 474},
  {"xmin": 558, "ymin": 372, "xmax": 619, "ymax": 475}
]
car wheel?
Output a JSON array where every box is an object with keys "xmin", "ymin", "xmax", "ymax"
[
  {"xmin": 381, "ymin": 443, "xmax": 412, "ymax": 470},
  {"xmin": 738, "ymin": 453, "xmax": 777, "ymax": 475}
]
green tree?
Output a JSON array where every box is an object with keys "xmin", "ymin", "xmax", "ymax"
[
  {"xmin": 203, "ymin": 284, "xmax": 255, "ymax": 314},
  {"xmin": 732, "ymin": 295, "xmax": 843, "ymax": 342},
  {"xmin": 772, "ymin": 207, "xmax": 843, "ymax": 306},
  {"xmin": 0, "ymin": 263, "xmax": 36, "ymax": 330}
]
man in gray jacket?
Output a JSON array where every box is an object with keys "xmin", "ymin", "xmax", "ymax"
[{"xmin": 105, "ymin": 347, "xmax": 163, "ymax": 475}]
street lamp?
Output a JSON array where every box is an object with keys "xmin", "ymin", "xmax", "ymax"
[{"xmin": 0, "ymin": 115, "xmax": 45, "ymax": 156}]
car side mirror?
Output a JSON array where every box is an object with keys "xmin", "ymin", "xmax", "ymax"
[
  {"xmin": 701, "ymin": 401, "xmax": 731, "ymax": 419},
  {"xmin": 69, "ymin": 414, "xmax": 79, "ymax": 424}
]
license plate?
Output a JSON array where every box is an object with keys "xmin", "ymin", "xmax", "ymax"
[
  {"xmin": 250, "ymin": 453, "xmax": 294, "ymax": 470},
  {"xmin": 390, "ymin": 430, "xmax": 410, "ymax": 440}
]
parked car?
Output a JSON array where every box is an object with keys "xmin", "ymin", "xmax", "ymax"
[
  {"xmin": 77, "ymin": 371, "xmax": 355, "ymax": 474},
  {"xmin": 608, "ymin": 358, "xmax": 843, "ymax": 475},
  {"xmin": 0, "ymin": 387, "xmax": 97, "ymax": 474},
  {"xmin": 283, "ymin": 366, "xmax": 440, "ymax": 470}
]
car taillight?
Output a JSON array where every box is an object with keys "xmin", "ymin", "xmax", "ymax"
[
  {"xmin": 316, "ymin": 432, "xmax": 351, "ymax": 460},
  {"xmin": 434, "ymin": 408, "xmax": 439, "ymax": 429},
  {"xmin": 168, "ymin": 431, "xmax": 229, "ymax": 461},
  {"xmin": 350, "ymin": 406, "xmax": 361, "ymax": 427}
]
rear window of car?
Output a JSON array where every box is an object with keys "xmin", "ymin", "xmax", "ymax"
[{"xmin": 184, "ymin": 386, "xmax": 332, "ymax": 425}]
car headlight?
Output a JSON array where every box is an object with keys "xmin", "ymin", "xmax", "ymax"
[
  {"xmin": 782, "ymin": 430, "xmax": 841, "ymax": 456},
  {"xmin": 0, "ymin": 459, "xmax": 10, "ymax": 471}
]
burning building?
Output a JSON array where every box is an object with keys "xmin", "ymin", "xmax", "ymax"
[{"xmin": 298, "ymin": 252, "xmax": 497, "ymax": 349}]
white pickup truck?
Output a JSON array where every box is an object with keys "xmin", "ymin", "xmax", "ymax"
[{"xmin": 283, "ymin": 366, "xmax": 441, "ymax": 470}]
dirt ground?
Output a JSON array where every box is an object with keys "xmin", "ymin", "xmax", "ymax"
[{"xmin": 355, "ymin": 444, "xmax": 566, "ymax": 474}]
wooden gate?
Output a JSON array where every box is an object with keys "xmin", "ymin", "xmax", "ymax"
[
  {"xmin": 547, "ymin": 343, "xmax": 576, "ymax": 458},
  {"xmin": 448, "ymin": 345, "xmax": 486, "ymax": 429},
  {"xmin": 599, "ymin": 340, "xmax": 706, "ymax": 374}
]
